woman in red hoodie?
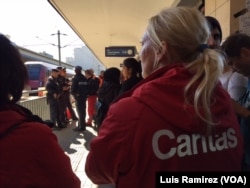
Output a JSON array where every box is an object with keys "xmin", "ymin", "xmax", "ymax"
[
  {"xmin": 85, "ymin": 7, "xmax": 244, "ymax": 188},
  {"xmin": 0, "ymin": 34, "xmax": 80, "ymax": 188}
]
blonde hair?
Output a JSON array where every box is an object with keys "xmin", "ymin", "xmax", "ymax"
[{"xmin": 147, "ymin": 7, "xmax": 224, "ymax": 133}]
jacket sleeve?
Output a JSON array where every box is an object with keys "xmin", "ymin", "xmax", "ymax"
[
  {"xmin": 88, "ymin": 78, "xmax": 100, "ymax": 95},
  {"xmin": 45, "ymin": 78, "xmax": 60, "ymax": 95},
  {"xmin": 85, "ymin": 99, "xmax": 136, "ymax": 184},
  {"xmin": 71, "ymin": 77, "xmax": 77, "ymax": 95},
  {"xmin": 45, "ymin": 79, "xmax": 53, "ymax": 93}
]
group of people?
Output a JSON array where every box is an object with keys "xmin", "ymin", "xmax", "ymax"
[
  {"xmin": 85, "ymin": 6, "xmax": 249, "ymax": 188},
  {"xmin": 94, "ymin": 57, "xmax": 143, "ymax": 131},
  {"xmin": 70, "ymin": 66, "xmax": 105, "ymax": 131},
  {"xmin": 45, "ymin": 65, "xmax": 103, "ymax": 131},
  {"xmin": 44, "ymin": 58, "xmax": 142, "ymax": 132},
  {"xmin": 1, "ymin": 5, "xmax": 250, "ymax": 188},
  {"xmin": 45, "ymin": 66, "xmax": 78, "ymax": 129},
  {"xmin": 206, "ymin": 15, "xmax": 250, "ymax": 171}
]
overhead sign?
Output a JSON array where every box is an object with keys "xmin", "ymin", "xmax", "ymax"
[{"xmin": 105, "ymin": 46, "xmax": 136, "ymax": 57}]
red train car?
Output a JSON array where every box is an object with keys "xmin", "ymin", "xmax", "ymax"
[{"xmin": 25, "ymin": 61, "xmax": 75, "ymax": 90}]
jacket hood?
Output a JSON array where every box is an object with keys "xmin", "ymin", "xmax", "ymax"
[
  {"xmin": 0, "ymin": 105, "xmax": 29, "ymax": 137},
  {"xmin": 0, "ymin": 104, "xmax": 40, "ymax": 137}
]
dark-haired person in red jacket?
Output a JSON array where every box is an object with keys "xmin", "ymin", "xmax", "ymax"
[{"xmin": 0, "ymin": 34, "xmax": 80, "ymax": 188}]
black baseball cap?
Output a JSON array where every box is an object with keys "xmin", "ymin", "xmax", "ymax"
[
  {"xmin": 52, "ymin": 69, "xmax": 59, "ymax": 72},
  {"xmin": 56, "ymin": 66, "xmax": 63, "ymax": 70},
  {"xmin": 75, "ymin": 66, "xmax": 82, "ymax": 71}
]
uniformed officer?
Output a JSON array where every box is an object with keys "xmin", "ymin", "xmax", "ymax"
[
  {"xmin": 45, "ymin": 69, "xmax": 66, "ymax": 128},
  {"xmin": 71, "ymin": 66, "xmax": 89, "ymax": 131},
  {"xmin": 57, "ymin": 66, "xmax": 70, "ymax": 125},
  {"xmin": 61, "ymin": 67, "xmax": 78, "ymax": 121}
]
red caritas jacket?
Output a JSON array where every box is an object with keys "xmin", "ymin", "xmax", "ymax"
[
  {"xmin": 0, "ymin": 104, "xmax": 80, "ymax": 188},
  {"xmin": 85, "ymin": 64, "xmax": 244, "ymax": 188}
]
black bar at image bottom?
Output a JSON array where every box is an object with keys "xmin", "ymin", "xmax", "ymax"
[{"xmin": 156, "ymin": 172, "xmax": 250, "ymax": 188}]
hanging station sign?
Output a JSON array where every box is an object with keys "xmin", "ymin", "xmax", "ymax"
[{"xmin": 105, "ymin": 46, "xmax": 136, "ymax": 57}]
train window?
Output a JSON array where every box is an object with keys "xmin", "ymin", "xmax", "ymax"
[
  {"xmin": 46, "ymin": 70, "xmax": 51, "ymax": 77},
  {"xmin": 26, "ymin": 66, "xmax": 40, "ymax": 80}
]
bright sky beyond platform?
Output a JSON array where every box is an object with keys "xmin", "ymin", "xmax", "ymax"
[{"xmin": 0, "ymin": 0, "xmax": 84, "ymax": 61}]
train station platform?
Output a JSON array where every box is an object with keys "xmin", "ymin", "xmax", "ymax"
[{"xmin": 52, "ymin": 120, "xmax": 114, "ymax": 188}]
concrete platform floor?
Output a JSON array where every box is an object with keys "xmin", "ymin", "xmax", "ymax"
[{"xmin": 53, "ymin": 120, "xmax": 114, "ymax": 188}]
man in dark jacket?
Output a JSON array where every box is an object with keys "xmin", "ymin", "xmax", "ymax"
[
  {"xmin": 85, "ymin": 69, "xmax": 100, "ymax": 126},
  {"xmin": 57, "ymin": 66, "xmax": 69, "ymax": 125},
  {"xmin": 71, "ymin": 66, "xmax": 89, "ymax": 131},
  {"xmin": 45, "ymin": 69, "xmax": 66, "ymax": 128},
  {"xmin": 62, "ymin": 68, "xmax": 78, "ymax": 121}
]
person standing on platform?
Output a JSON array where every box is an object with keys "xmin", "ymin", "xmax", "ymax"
[
  {"xmin": 95, "ymin": 67, "xmax": 121, "ymax": 131},
  {"xmin": 57, "ymin": 66, "xmax": 70, "ymax": 125},
  {"xmin": 85, "ymin": 7, "xmax": 243, "ymax": 187},
  {"xmin": 97, "ymin": 70, "xmax": 105, "ymax": 88},
  {"xmin": 118, "ymin": 57, "xmax": 142, "ymax": 96},
  {"xmin": 85, "ymin": 69, "xmax": 100, "ymax": 126},
  {"xmin": 205, "ymin": 16, "xmax": 222, "ymax": 49},
  {"xmin": 62, "ymin": 67, "xmax": 78, "ymax": 121},
  {"xmin": 0, "ymin": 34, "xmax": 80, "ymax": 188},
  {"xmin": 45, "ymin": 69, "xmax": 66, "ymax": 129},
  {"xmin": 71, "ymin": 66, "xmax": 89, "ymax": 131}
]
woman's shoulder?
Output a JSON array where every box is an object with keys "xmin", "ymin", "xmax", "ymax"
[
  {"xmin": 0, "ymin": 105, "xmax": 55, "ymax": 140},
  {"xmin": 16, "ymin": 120, "xmax": 55, "ymax": 139}
]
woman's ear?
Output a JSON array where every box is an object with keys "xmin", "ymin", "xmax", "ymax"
[{"xmin": 156, "ymin": 41, "xmax": 167, "ymax": 62}]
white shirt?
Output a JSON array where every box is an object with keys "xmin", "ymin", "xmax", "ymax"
[{"xmin": 219, "ymin": 69, "xmax": 248, "ymax": 101}]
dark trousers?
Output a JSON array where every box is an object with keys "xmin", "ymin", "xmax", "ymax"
[
  {"xmin": 65, "ymin": 93, "xmax": 78, "ymax": 119},
  {"xmin": 48, "ymin": 97, "xmax": 61, "ymax": 125},
  {"xmin": 58, "ymin": 92, "xmax": 68, "ymax": 123},
  {"xmin": 75, "ymin": 96, "xmax": 87, "ymax": 129}
]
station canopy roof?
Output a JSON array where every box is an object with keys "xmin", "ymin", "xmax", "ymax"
[{"xmin": 48, "ymin": 0, "xmax": 202, "ymax": 68}]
